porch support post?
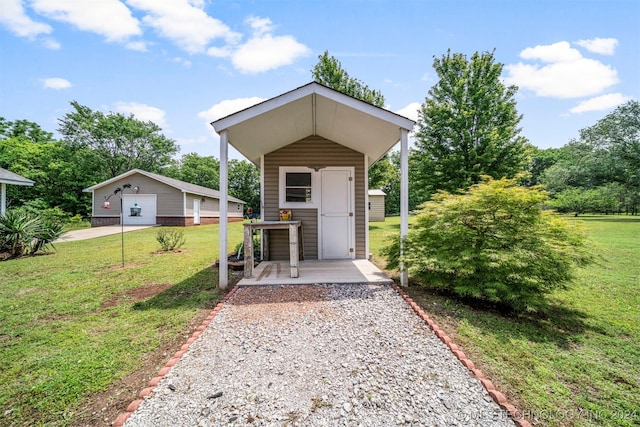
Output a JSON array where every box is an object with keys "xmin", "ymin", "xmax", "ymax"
[
  {"xmin": 400, "ymin": 128, "xmax": 409, "ymax": 287},
  {"xmin": 219, "ymin": 130, "xmax": 229, "ymax": 290},
  {"xmin": 1, "ymin": 183, "xmax": 6, "ymax": 216}
]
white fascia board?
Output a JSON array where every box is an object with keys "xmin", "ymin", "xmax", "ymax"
[
  {"xmin": 0, "ymin": 179, "xmax": 34, "ymax": 186},
  {"xmin": 313, "ymin": 86, "xmax": 416, "ymax": 131},
  {"xmin": 83, "ymin": 169, "xmax": 142, "ymax": 192},
  {"xmin": 212, "ymin": 84, "xmax": 316, "ymax": 133}
]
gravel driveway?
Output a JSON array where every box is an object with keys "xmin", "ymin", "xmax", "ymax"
[{"xmin": 124, "ymin": 284, "xmax": 515, "ymax": 426}]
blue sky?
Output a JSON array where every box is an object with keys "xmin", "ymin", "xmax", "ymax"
[{"xmin": 1, "ymin": 0, "xmax": 638, "ymax": 161}]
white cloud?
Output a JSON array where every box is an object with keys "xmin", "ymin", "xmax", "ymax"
[
  {"xmin": 0, "ymin": 0, "xmax": 52, "ymax": 38},
  {"xmin": 505, "ymin": 41, "xmax": 619, "ymax": 99},
  {"xmin": 197, "ymin": 97, "xmax": 265, "ymax": 130},
  {"xmin": 43, "ymin": 77, "xmax": 71, "ymax": 89},
  {"xmin": 229, "ymin": 17, "xmax": 310, "ymax": 74},
  {"xmin": 113, "ymin": 101, "xmax": 167, "ymax": 128},
  {"xmin": 31, "ymin": 0, "xmax": 141, "ymax": 42},
  {"xmin": 41, "ymin": 37, "xmax": 60, "ymax": 49},
  {"xmin": 126, "ymin": 0, "xmax": 241, "ymax": 54},
  {"xmin": 205, "ymin": 16, "xmax": 310, "ymax": 74},
  {"xmin": 569, "ymin": 93, "xmax": 633, "ymax": 114},
  {"xmin": 395, "ymin": 102, "xmax": 421, "ymax": 123},
  {"xmin": 206, "ymin": 46, "xmax": 232, "ymax": 58},
  {"xmin": 575, "ymin": 37, "xmax": 618, "ymax": 55},
  {"xmin": 519, "ymin": 41, "xmax": 582, "ymax": 63},
  {"xmin": 125, "ymin": 40, "xmax": 148, "ymax": 51},
  {"xmin": 232, "ymin": 33, "xmax": 311, "ymax": 74},
  {"xmin": 245, "ymin": 16, "xmax": 275, "ymax": 36}
]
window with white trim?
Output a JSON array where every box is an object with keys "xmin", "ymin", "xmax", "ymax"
[{"xmin": 279, "ymin": 167, "xmax": 318, "ymax": 208}]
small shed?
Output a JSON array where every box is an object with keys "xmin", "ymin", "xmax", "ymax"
[
  {"xmin": 212, "ymin": 82, "xmax": 415, "ymax": 288},
  {"xmin": 83, "ymin": 169, "xmax": 245, "ymax": 227},
  {"xmin": 0, "ymin": 168, "xmax": 34, "ymax": 216},
  {"xmin": 368, "ymin": 189, "xmax": 386, "ymax": 222}
]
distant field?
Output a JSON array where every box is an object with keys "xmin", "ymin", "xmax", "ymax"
[{"xmin": 370, "ymin": 215, "xmax": 640, "ymax": 426}]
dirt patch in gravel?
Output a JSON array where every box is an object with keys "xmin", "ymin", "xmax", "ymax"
[{"xmin": 228, "ymin": 285, "xmax": 335, "ymax": 323}]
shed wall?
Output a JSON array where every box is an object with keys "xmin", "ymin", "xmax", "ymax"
[
  {"xmin": 369, "ymin": 195, "xmax": 385, "ymax": 222},
  {"xmin": 263, "ymin": 136, "xmax": 366, "ymax": 260}
]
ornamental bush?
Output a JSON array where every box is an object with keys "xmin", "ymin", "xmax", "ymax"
[
  {"xmin": 0, "ymin": 210, "xmax": 64, "ymax": 259},
  {"xmin": 384, "ymin": 177, "xmax": 593, "ymax": 312},
  {"xmin": 156, "ymin": 229, "xmax": 186, "ymax": 251}
]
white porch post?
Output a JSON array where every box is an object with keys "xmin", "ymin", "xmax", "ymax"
[
  {"xmin": 219, "ymin": 130, "xmax": 229, "ymax": 290},
  {"xmin": 1, "ymin": 183, "xmax": 6, "ymax": 216},
  {"xmin": 400, "ymin": 128, "xmax": 409, "ymax": 287}
]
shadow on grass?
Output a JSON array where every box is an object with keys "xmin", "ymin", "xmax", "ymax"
[
  {"xmin": 132, "ymin": 266, "xmax": 228, "ymax": 311},
  {"xmin": 409, "ymin": 286, "xmax": 605, "ymax": 350}
]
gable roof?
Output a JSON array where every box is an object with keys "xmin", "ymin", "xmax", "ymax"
[
  {"xmin": 211, "ymin": 82, "xmax": 415, "ymax": 167},
  {"xmin": 83, "ymin": 169, "xmax": 246, "ymax": 204},
  {"xmin": 0, "ymin": 168, "xmax": 34, "ymax": 186}
]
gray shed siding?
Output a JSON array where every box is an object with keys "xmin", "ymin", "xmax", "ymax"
[
  {"xmin": 263, "ymin": 136, "xmax": 366, "ymax": 260},
  {"xmin": 92, "ymin": 173, "xmax": 183, "ymax": 217}
]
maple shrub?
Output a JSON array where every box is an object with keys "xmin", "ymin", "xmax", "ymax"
[{"xmin": 384, "ymin": 177, "xmax": 593, "ymax": 312}]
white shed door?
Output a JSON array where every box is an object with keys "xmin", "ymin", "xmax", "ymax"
[
  {"xmin": 320, "ymin": 168, "xmax": 354, "ymax": 259},
  {"xmin": 122, "ymin": 194, "xmax": 157, "ymax": 225}
]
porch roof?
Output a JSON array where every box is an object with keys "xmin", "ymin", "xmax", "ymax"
[
  {"xmin": 211, "ymin": 82, "xmax": 415, "ymax": 167},
  {"xmin": 0, "ymin": 168, "xmax": 34, "ymax": 186}
]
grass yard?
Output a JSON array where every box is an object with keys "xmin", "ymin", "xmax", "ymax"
[
  {"xmin": 0, "ymin": 222, "xmax": 245, "ymax": 426},
  {"xmin": 370, "ymin": 215, "xmax": 639, "ymax": 427}
]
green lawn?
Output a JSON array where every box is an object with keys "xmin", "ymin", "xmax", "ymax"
[
  {"xmin": 0, "ymin": 223, "xmax": 245, "ymax": 426},
  {"xmin": 2, "ymin": 217, "xmax": 638, "ymax": 426},
  {"xmin": 370, "ymin": 215, "xmax": 639, "ymax": 427}
]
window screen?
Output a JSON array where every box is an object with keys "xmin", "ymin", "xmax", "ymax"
[{"xmin": 285, "ymin": 172, "xmax": 312, "ymax": 202}]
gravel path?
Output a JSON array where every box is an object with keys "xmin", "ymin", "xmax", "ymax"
[{"xmin": 124, "ymin": 284, "xmax": 515, "ymax": 426}]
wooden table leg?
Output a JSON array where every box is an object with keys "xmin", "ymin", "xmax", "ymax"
[
  {"xmin": 289, "ymin": 223, "xmax": 299, "ymax": 278},
  {"xmin": 243, "ymin": 225, "xmax": 253, "ymax": 278}
]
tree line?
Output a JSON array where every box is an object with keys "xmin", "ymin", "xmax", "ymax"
[
  {"xmin": 0, "ymin": 110, "xmax": 259, "ymax": 221},
  {"xmin": 1, "ymin": 50, "xmax": 638, "ymax": 224}
]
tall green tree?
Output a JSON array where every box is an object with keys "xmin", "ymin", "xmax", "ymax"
[
  {"xmin": 228, "ymin": 160, "xmax": 260, "ymax": 214},
  {"xmin": 311, "ymin": 51, "xmax": 385, "ymax": 107},
  {"xmin": 311, "ymin": 51, "xmax": 393, "ymax": 191},
  {"xmin": 165, "ymin": 153, "xmax": 220, "ymax": 190},
  {"xmin": 411, "ymin": 50, "xmax": 531, "ymax": 201},
  {"xmin": 0, "ymin": 119, "xmax": 95, "ymax": 216},
  {"xmin": 58, "ymin": 101, "xmax": 179, "ymax": 182},
  {"xmin": 577, "ymin": 100, "xmax": 640, "ymax": 214}
]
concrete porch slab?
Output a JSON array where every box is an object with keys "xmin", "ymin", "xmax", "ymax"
[{"xmin": 237, "ymin": 259, "xmax": 393, "ymax": 286}]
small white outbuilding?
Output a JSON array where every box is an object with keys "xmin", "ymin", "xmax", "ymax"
[{"xmin": 368, "ymin": 189, "xmax": 386, "ymax": 222}]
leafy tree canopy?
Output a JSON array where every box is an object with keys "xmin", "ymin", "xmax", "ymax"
[
  {"xmin": 311, "ymin": 50, "xmax": 385, "ymax": 108},
  {"xmin": 411, "ymin": 50, "xmax": 531, "ymax": 201},
  {"xmin": 58, "ymin": 101, "xmax": 179, "ymax": 182}
]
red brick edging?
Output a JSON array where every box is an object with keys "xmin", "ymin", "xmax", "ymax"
[
  {"xmin": 390, "ymin": 283, "xmax": 531, "ymax": 427},
  {"xmin": 112, "ymin": 285, "xmax": 240, "ymax": 427}
]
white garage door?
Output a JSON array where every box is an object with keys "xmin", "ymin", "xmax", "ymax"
[{"xmin": 122, "ymin": 194, "xmax": 157, "ymax": 225}]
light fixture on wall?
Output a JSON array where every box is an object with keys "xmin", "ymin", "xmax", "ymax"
[
  {"xmin": 133, "ymin": 185, "xmax": 140, "ymax": 193},
  {"xmin": 201, "ymin": 197, "xmax": 205, "ymax": 203},
  {"xmin": 308, "ymin": 165, "xmax": 326, "ymax": 172}
]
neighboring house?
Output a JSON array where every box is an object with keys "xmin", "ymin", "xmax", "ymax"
[
  {"xmin": 0, "ymin": 167, "xmax": 34, "ymax": 216},
  {"xmin": 368, "ymin": 189, "xmax": 386, "ymax": 222},
  {"xmin": 83, "ymin": 169, "xmax": 245, "ymax": 227},
  {"xmin": 212, "ymin": 82, "xmax": 415, "ymax": 287}
]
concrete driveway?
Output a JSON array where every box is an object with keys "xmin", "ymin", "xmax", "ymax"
[{"xmin": 57, "ymin": 225, "xmax": 156, "ymax": 242}]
